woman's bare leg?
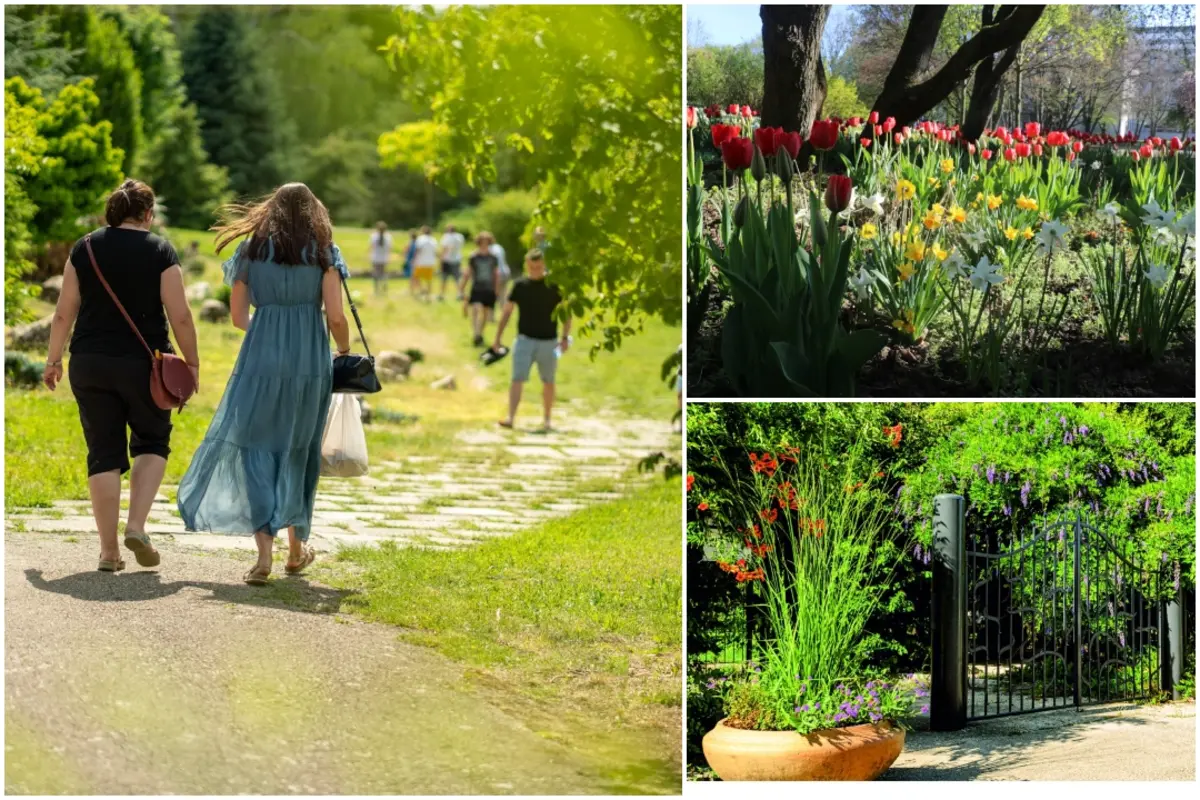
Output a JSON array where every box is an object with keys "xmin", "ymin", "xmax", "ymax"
[
  {"xmin": 285, "ymin": 526, "xmax": 304, "ymax": 562},
  {"xmin": 253, "ymin": 531, "xmax": 274, "ymax": 573},
  {"xmin": 88, "ymin": 469, "xmax": 122, "ymax": 562},
  {"xmin": 127, "ymin": 454, "xmax": 166, "ymax": 541}
]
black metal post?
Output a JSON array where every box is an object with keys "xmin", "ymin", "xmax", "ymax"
[
  {"xmin": 1162, "ymin": 584, "xmax": 1183, "ymax": 700},
  {"xmin": 1073, "ymin": 513, "xmax": 1083, "ymax": 708},
  {"xmin": 931, "ymin": 493, "xmax": 967, "ymax": 731}
]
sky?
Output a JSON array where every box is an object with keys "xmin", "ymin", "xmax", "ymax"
[{"xmin": 687, "ymin": 4, "xmax": 856, "ymax": 47}]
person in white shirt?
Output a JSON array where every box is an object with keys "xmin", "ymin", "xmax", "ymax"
[
  {"xmin": 439, "ymin": 224, "xmax": 466, "ymax": 301},
  {"xmin": 368, "ymin": 221, "xmax": 393, "ymax": 296},
  {"xmin": 410, "ymin": 225, "xmax": 439, "ymax": 302},
  {"xmin": 487, "ymin": 233, "xmax": 511, "ymax": 301}
]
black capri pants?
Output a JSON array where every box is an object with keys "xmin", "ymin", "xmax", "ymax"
[{"xmin": 69, "ymin": 353, "xmax": 172, "ymax": 476}]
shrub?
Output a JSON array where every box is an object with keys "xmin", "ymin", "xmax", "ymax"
[{"xmin": 438, "ymin": 188, "xmax": 539, "ymax": 274}]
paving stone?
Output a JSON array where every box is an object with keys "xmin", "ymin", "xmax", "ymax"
[{"xmin": 505, "ymin": 446, "xmax": 567, "ymax": 459}]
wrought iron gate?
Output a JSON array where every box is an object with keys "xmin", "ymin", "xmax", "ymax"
[{"xmin": 930, "ymin": 494, "xmax": 1185, "ymax": 731}]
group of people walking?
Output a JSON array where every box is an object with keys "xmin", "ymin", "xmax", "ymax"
[
  {"xmin": 368, "ymin": 222, "xmax": 512, "ymax": 308},
  {"xmin": 41, "ymin": 179, "xmax": 571, "ymax": 584}
]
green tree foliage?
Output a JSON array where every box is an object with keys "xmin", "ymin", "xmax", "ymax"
[
  {"xmin": 107, "ymin": 6, "xmax": 186, "ymax": 149},
  {"xmin": 179, "ymin": 6, "xmax": 289, "ymax": 199},
  {"xmin": 3, "ymin": 8, "xmax": 78, "ymax": 95},
  {"xmin": 141, "ymin": 102, "xmax": 230, "ymax": 230},
  {"xmin": 7, "ymin": 77, "xmax": 124, "ymax": 245},
  {"xmin": 43, "ymin": 7, "xmax": 144, "ymax": 174},
  {"xmin": 379, "ymin": 5, "xmax": 682, "ymax": 351},
  {"xmin": 821, "ymin": 74, "xmax": 868, "ymax": 119},
  {"xmin": 686, "ymin": 41, "xmax": 765, "ymax": 108},
  {"xmin": 4, "ymin": 79, "xmax": 49, "ymax": 322}
]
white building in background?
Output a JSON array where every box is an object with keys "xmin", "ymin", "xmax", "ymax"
[{"xmin": 1118, "ymin": 25, "xmax": 1194, "ymax": 139}]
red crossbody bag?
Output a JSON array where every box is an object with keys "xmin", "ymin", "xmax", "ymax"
[{"xmin": 82, "ymin": 234, "xmax": 197, "ymax": 411}]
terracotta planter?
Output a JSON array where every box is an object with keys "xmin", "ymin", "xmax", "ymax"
[{"xmin": 702, "ymin": 718, "xmax": 905, "ymax": 781}]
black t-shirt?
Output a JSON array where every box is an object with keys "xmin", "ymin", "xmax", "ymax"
[
  {"xmin": 468, "ymin": 252, "xmax": 498, "ymax": 288},
  {"xmin": 69, "ymin": 227, "xmax": 178, "ymax": 357},
  {"xmin": 508, "ymin": 277, "xmax": 563, "ymax": 340}
]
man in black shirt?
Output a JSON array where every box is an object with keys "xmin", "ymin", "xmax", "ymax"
[{"xmin": 492, "ymin": 249, "xmax": 571, "ymax": 431}]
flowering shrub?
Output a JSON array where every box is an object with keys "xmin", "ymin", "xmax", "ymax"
[{"xmin": 689, "ymin": 103, "xmax": 1196, "ymax": 395}]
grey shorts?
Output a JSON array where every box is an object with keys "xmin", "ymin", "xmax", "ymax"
[{"xmin": 511, "ymin": 334, "xmax": 557, "ymax": 383}]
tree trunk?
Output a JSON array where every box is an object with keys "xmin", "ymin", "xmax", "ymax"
[
  {"xmin": 962, "ymin": 7, "xmax": 1022, "ymax": 140},
  {"xmin": 870, "ymin": 5, "xmax": 1046, "ymax": 132},
  {"xmin": 1013, "ymin": 50, "xmax": 1023, "ymax": 128},
  {"xmin": 759, "ymin": 5, "xmax": 830, "ymax": 134}
]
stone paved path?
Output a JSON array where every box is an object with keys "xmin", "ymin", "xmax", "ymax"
[{"xmin": 7, "ymin": 415, "xmax": 675, "ymax": 554}]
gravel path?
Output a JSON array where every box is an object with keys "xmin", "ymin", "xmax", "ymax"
[
  {"xmin": 5, "ymin": 533, "xmax": 676, "ymax": 794},
  {"xmin": 884, "ymin": 701, "xmax": 1195, "ymax": 780}
]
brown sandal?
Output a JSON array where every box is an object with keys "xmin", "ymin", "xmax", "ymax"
[
  {"xmin": 98, "ymin": 557, "xmax": 126, "ymax": 572},
  {"xmin": 285, "ymin": 545, "xmax": 316, "ymax": 575},
  {"xmin": 243, "ymin": 565, "xmax": 271, "ymax": 586}
]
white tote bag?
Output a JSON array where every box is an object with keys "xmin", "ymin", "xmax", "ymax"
[{"xmin": 320, "ymin": 394, "xmax": 369, "ymax": 477}]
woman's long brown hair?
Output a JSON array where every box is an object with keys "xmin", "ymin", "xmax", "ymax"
[{"xmin": 212, "ymin": 182, "xmax": 334, "ymax": 269}]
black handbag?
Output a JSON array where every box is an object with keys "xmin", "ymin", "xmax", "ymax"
[{"xmin": 332, "ymin": 269, "xmax": 382, "ymax": 394}]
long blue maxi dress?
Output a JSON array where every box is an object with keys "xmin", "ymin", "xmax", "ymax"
[{"xmin": 178, "ymin": 238, "xmax": 346, "ymax": 541}]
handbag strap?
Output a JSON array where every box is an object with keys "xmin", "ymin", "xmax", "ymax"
[
  {"xmin": 83, "ymin": 234, "xmax": 156, "ymax": 360},
  {"xmin": 336, "ymin": 267, "xmax": 372, "ymax": 359}
]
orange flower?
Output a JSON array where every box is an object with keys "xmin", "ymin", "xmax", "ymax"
[
  {"xmin": 751, "ymin": 524, "xmax": 762, "ymax": 539},
  {"xmin": 875, "ymin": 471, "xmax": 885, "ymax": 478},
  {"xmin": 687, "ymin": 474, "xmax": 695, "ymax": 492},
  {"xmin": 883, "ymin": 423, "xmax": 903, "ymax": 448},
  {"xmin": 698, "ymin": 502, "xmax": 709, "ymax": 511},
  {"xmin": 760, "ymin": 508, "xmax": 779, "ymax": 523}
]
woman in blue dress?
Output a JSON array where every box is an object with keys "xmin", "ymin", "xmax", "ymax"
[{"xmin": 177, "ymin": 183, "xmax": 351, "ymax": 585}]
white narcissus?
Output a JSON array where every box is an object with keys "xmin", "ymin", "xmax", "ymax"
[
  {"xmin": 1145, "ymin": 263, "xmax": 1170, "ymax": 289},
  {"xmin": 968, "ymin": 255, "xmax": 1004, "ymax": 292},
  {"xmin": 1102, "ymin": 201, "xmax": 1122, "ymax": 221},
  {"xmin": 1141, "ymin": 197, "xmax": 1174, "ymax": 229},
  {"xmin": 1036, "ymin": 220, "xmax": 1070, "ymax": 255},
  {"xmin": 861, "ymin": 193, "xmax": 886, "ymax": 216},
  {"xmin": 1169, "ymin": 208, "xmax": 1195, "ymax": 239},
  {"xmin": 849, "ymin": 267, "xmax": 874, "ymax": 301},
  {"xmin": 944, "ymin": 251, "xmax": 970, "ymax": 280}
]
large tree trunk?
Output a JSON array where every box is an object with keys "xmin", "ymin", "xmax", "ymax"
[
  {"xmin": 759, "ymin": 5, "xmax": 829, "ymax": 134},
  {"xmin": 870, "ymin": 5, "xmax": 1046, "ymax": 134},
  {"xmin": 962, "ymin": 7, "xmax": 1022, "ymax": 140}
]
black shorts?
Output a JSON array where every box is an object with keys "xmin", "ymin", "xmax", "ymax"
[
  {"xmin": 441, "ymin": 260, "xmax": 460, "ymax": 278},
  {"xmin": 469, "ymin": 287, "xmax": 497, "ymax": 308},
  {"xmin": 69, "ymin": 353, "xmax": 173, "ymax": 476}
]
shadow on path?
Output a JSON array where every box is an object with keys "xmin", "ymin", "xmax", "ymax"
[{"xmin": 23, "ymin": 567, "xmax": 353, "ymax": 615}]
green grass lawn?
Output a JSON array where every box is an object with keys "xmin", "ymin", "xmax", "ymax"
[{"xmin": 6, "ymin": 224, "xmax": 680, "ymax": 509}]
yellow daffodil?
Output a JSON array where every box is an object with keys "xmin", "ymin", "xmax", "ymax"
[
  {"xmin": 922, "ymin": 211, "xmax": 942, "ymax": 230},
  {"xmin": 940, "ymin": 158, "xmax": 954, "ymax": 174},
  {"xmin": 1004, "ymin": 226, "xmax": 1019, "ymax": 241},
  {"xmin": 1021, "ymin": 226, "xmax": 1034, "ymax": 240},
  {"xmin": 892, "ymin": 310, "xmax": 915, "ymax": 334},
  {"xmin": 904, "ymin": 241, "xmax": 926, "ymax": 261},
  {"xmin": 932, "ymin": 243, "xmax": 949, "ymax": 261},
  {"xmin": 897, "ymin": 262, "xmax": 916, "ymax": 282},
  {"xmin": 949, "ymin": 178, "xmax": 957, "ymax": 187},
  {"xmin": 860, "ymin": 222, "xmax": 878, "ymax": 240},
  {"xmin": 949, "ymin": 205, "xmax": 967, "ymax": 223},
  {"xmin": 1016, "ymin": 195, "xmax": 1038, "ymax": 211},
  {"xmin": 987, "ymin": 194, "xmax": 1003, "ymax": 210},
  {"xmin": 895, "ymin": 179, "xmax": 916, "ymax": 201},
  {"xmin": 927, "ymin": 176, "xmax": 941, "ymax": 189},
  {"xmin": 975, "ymin": 191, "xmax": 984, "ymax": 203},
  {"xmin": 890, "ymin": 231, "xmax": 902, "ymax": 246},
  {"xmin": 932, "ymin": 203, "xmax": 945, "ymax": 217}
]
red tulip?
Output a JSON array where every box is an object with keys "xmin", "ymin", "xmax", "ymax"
[
  {"xmin": 727, "ymin": 104, "xmax": 739, "ymax": 115},
  {"xmin": 1024, "ymin": 122, "xmax": 1041, "ymax": 138},
  {"xmin": 882, "ymin": 116, "xmax": 896, "ymax": 133},
  {"xmin": 981, "ymin": 148, "xmax": 993, "ymax": 161},
  {"xmin": 967, "ymin": 142, "xmax": 977, "ymax": 155},
  {"xmin": 1139, "ymin": 143, "xmax": 1154, "ymax": 159},
  {"xmin": 874, "ymin": 124, "xmax": 882, "ymax": 136},
  {"xmin": 1131, "ymin": 151, "xmax": 1140, "ymax": 162},
  {"xmin": 848, "ymin": 116, "xmax": 862, "ymax": 127},
  {"xmin": 993, "ymin": 126, "xmax": 1008, "ymax": 141},
  {"xmin": 1033, "ymin": 143, "xmax": 1043, "ymax": 156},
  {"xmin": 741, "ymin": 105, "xmax": 753, "ymax": 118},
  {"xmin": 901, "ymin": 125, "xmax": 911, "ymax": 137},
  {"xmin": 1150, "ymin": 136, "xmax": 1163, "ymax": 148},
  {"xmin": 808, "ymin": 119, "xmax": 840, "ymax": 151},
  {"xmin": 711, "ymin": 123, "xmax": 738, "ymax": 148},
  {"xmin": 1045, "ymin": 131, "xmax": 1067, "ymax": 147},
  {"xmin": 824, "ymin": 174, "xmax": 853, "ymax": 214},
  {"xmin": 1067, "ymin": 151, "xmax": 1077, "ymax": 162},
  {"xmin": 778, "ymin": 131, "xmax": 803, "ymax": 159},
  {"xmin": 686, "ymin": 107, "xmax": 696, "ymax": 129},
  {"xmin": 721, "ymin": 137, "xmax": 754, "ymax": 171},
  {"xmin": 1003, "ymin": 147, "xmax": 1016, "ymax": 162},
  {"xmin": 1015, "ymin": 143, "xmax": 1031, "ymax": 158},
  {"xmin": 894, "ymin": 133, "xmax": 904, "ymax": 145},
  {"xmin": 754, "ymin": 126, "xmax": 781, "ymax": 157},
  {"xmin": 1170, "ymin": 136, "xmax": 1182, "ymax": 152},
  {"xmin": 860, "ymin": 137, "xmax": 872, "ymax": 148},
  {"xmin": 868, "ymin": 111, "xmax": 880, "ymax": 125},
  {"xmin": 1072, "ymin": 140, "xmax": 1083, "ymax": 153}
]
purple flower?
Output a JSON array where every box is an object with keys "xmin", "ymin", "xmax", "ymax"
[
  {"xmin": 973, "ymin": 463, "xmax": 981, "ymax": 476},
  {"xmin": 920, "ymin": 705, "xmax": 930, "ymax": 715},
  {"xmin": 1021, "ymin": 480, "xmax": 1031, "ymax": 507},
  {"xmin": 1003, "ymin": 504, "xmax": 1012, "ymax": 516},
  {"xmin": 797, "ymin": 704, "xmax": 810, "ymax": 713},
  {"xmin": 814, "ymin": 702, "xmax": 821, "ymax": 711},
  {"xmin": 1174, "ymin": 562, "xmax": 1182, "ymax": 592},
  {"xmin": 1119, "ymin": 632, "xmax": 1126, "ymax": 647},
  {"xmin": 1079, "ymin": 425, "xmax": 1090, "ymax": 436},
  {"xmin": 987, "ymin": 465, "xmax": 996, "ymax": 484},
  {"xmin": 914, "ymin": 543, "xmax": 923, "ymax": 560},
  {"xmin": 1004, "ymin": 471, "xmax": 1011, "ymax": 483},
  {"xmin": 870, "ymin": 711, "xmax": 883, "ymax": 723}
]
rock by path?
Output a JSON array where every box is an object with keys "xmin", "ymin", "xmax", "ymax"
[
  {"xmin": 7, "ymin": 414, "xmax": 676, "ymax": 554},
  {"xmin": 884, "ymin": 702, "xmax": 1195, "ymax": 780},
  {"xmin": 4, "ymin": 533, "xmax": 679, "ymax": 795}
]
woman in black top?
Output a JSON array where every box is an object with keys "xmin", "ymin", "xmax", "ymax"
[{"xmin": 42, "ymin": 179, "xmax": 200, "ymax": 572}]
